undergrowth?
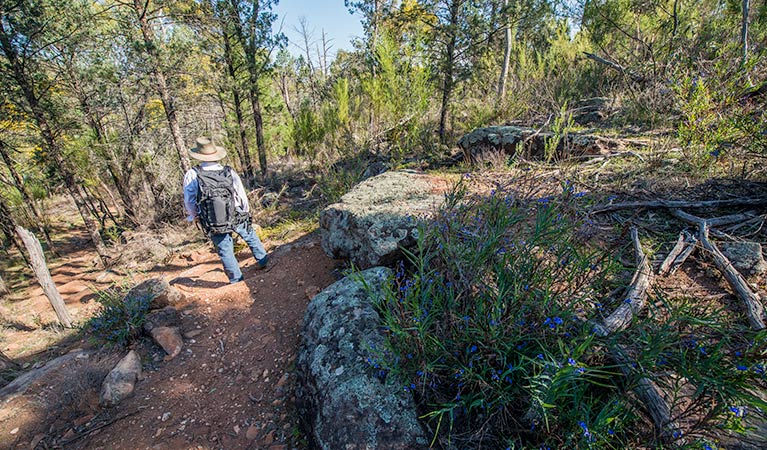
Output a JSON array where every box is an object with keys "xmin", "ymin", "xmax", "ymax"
[
  {"xmin": 367, "ymin": 178, "xmax": 767, "ymax": 449},
  {"xmin": 84, "ymin": 283, "xmax": 150, "ymax": 347}
]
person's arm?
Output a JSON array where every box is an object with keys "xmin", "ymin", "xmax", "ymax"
[
  {"xmin": 231, "ymin": 170, "xmax": 250, "ymax": 214},
  {"xmin": 183, "ymin": 169, "xmax": 199, "ymax": 222}
]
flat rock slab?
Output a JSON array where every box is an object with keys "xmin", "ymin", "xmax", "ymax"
[
  {"xmin": 296, "ymin": 267, "xmax": 427, "ymax": 450},
  {"xmin": 458, "ymin": 125, "xmax": 623, "ymax": 161},
  {"xmin": 719, "ymin": 242, "xmax": 767, "ymax": 276},
  {"xmin": 320, "ymin": 171, "xmax": 447, "ymax": 269}
]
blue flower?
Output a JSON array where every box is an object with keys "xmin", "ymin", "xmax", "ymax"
[
  {"xmin": 568, "ymin": 358, "xmax": 577, "ymax": 366},
  {"xmin": 736, "ymin": 365, "xmax": 748, "ymax": 371}
]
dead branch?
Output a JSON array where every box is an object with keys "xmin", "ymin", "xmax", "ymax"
[
  {"xmin": 659, "ymin": 232, "xmax": 686, "ymax": 275},
  {"xmin": 603, "ymin": 227, "xmax": 652, "ymax": 334},
  {"xmin": 698, "ymin": 223, "xmax": 766, "ymax": 330},
  {"xmin": 670, "ymin": 209, "xmax": 755, "ymax": 228},
  {"xmin": 583, "ymin": 52, "xmax": 645, "ymax": 82},
  {"xmin": 658, "ymin": 231, "xmax": 697, "ymax": 276},
  {"xmin": 591, "ymin": 197, "xmax": 767, "ymax": 214}
]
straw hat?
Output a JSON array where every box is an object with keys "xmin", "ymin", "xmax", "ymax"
[{"xmin": 188, "ymin": 137, "xmax": 227, "ymax": 161}]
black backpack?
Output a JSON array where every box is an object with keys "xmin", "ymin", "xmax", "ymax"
[{"xmin": 194, "ymin": 166, "xmax": 237, "ymax": 234}]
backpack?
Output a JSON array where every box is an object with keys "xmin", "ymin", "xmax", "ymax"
[{"xmin": 194, "ymin": 166, "xmax": 237, "ymax": 234}]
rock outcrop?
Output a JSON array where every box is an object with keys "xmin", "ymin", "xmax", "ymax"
[
  {"xmin": 458, "ymin": 125, "xmax": 624, "ymax": 162},
  {"xmin": 320, "ymin": 171, "xmax": 446, "ymax": 269},
  {"xmin": 124, "ymin": 278, "xmax": 185, "ymax": 310},
  {"xmin": 296, "ymin": 267, "xmax": 427, "ymax": 450},
  {"xmin": 100, "ymin": 350, "xmax": 142, "ymax": 407}
]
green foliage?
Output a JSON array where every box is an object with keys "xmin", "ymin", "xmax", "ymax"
[
  {"xmin": 367, "ymin": 179, "xmax": 767, "ymax": 448},
  {"xmin": 84, "ymin": 284, "xmax": 151, "ymax": 347}
]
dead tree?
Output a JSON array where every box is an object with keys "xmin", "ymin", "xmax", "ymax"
[
  {"xmin": 0, "ymin": 273, "xmax": 8, "ymax": 296},
  {"xmin": 16, "ymin": 226, "xmax": 73, "ymax": 328}
]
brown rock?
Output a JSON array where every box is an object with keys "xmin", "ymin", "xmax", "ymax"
[
  {"xmin": 143, "ymin": 306, "xmax": 180, "ymax": 333},
  {"xmin": 264, "ymin": 429, "xmax": 275, "ymax": 445},
  {"xmin": 304, "ymin": 286, "xmax": 321, "ymax": 300},
  {"xmin": 125, "ymin": 278, "xmax": 186, "ymax": 311},
  {"xmin": 276, "ymin": 373, "xmax": 289, "ymax": 389},
  {"xmin": 183, "ymin": 329, "xmax": 203, "ymax": 339},
  {"xmin": 245, "ymin": 425, "xmax": 259, "ymax": 440},
  {"xmin": 62, "ymin": 429, "xmax": 75, "ymax": 440},
  {"xmin": 150, "ymin": 327, "xmax": 183, "ymax": 360},
  {"xmin": 30, "ymin": 434, "xmax": 46, "ymax": 449},
  {"xmin": 100, "ymin": 350, "xmax": 142, "ymax": 407}
]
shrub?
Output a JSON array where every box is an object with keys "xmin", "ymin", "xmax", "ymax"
[
  {"xmin": 84, "ymin": 284, "xmax": 151, "ymax": 347},
  {"xmin": 367, "ymin": 178, "xmax": 767, "ymax": 448}
]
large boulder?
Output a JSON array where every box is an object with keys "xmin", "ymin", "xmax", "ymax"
[
  {"xmin": 124, "ymin": 278, "xmax": 185, "ymax": 310},
  {"xmin": 296, "ymin": 267, "xmax": 427, "ymax": 450},
  {"xmin": 458, "ymin": 125, "xmax": 623, "ymax": 162},
  {"xmin": 100, "ymin": 350, "xmax": 142, "ymax": 407},
  {"xmin": 320, "ymin": 171, "xmax": 446, "ymax": 269}
]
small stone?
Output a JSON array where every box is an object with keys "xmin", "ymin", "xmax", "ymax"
[
  {"xmin": 271, "ymin": 399, "xmax": 283, "ymax": 407},
  {"xmin": 246, "ymin": 425, "xmax": 258, "ymax": 440},
  {"xmin": 233, "ymin": 425, "xmax": 240, "ymax": 435},
  {"xmin": 62, "ymin": 429, "xmax": 75, "ymax": 440},
  {"xmin": 150, "ymin": 326, "xmax": 183, "ymax": 360},
  {"xmin": 275, "ymin": 373, "xmax": 289, "ymax": 389},
  {"xmin": 73, "ymin": 414, "xmax": 94, "ymax": 427},
  {"xmin": 10, "ymin": 428, "xmax": 19, "ymax": 435},
  {"xmin": 262, "ymin": 369, "xmax": 269, "ymax": 379},
  {"xmin": 161, "ymin": 412, "xmax": 171, "ymax": 422},
  {"xmin": 100, "ymin": 350, "xmax": 142, "ymax": 407},
  {"xmin": 264, "ymin": 430, "xmax": 275, "ymax": 445},
  {"xmin": 183, "ymin": 329, "xmax": 203, "ymax": 339},
  {"xmin": 30, "ymin": 434, "xmax": 45, "ymax": 449},
  {"xmin": 304, "ymin": 286, "xmax": 321, "ymax": 300}
]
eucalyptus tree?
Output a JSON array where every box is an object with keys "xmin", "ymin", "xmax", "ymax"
[
  {"xmin": 113, "ymin": 0, "xmax": 192, "ymax": 174},
  {"xmin": 0, "ymin": 0, "xmax": 111, "ymax": 265},
  {"xmin": 223, "ymin": 0, "xmax": 285, "ymax": 175}
]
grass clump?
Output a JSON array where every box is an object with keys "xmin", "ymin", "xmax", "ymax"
[
  {"xmin": 367, "ymin": 178, "xmax": 767, "ymax": 449},
  {"xmin": 84, "ymin": 284, "xmax": 150, "ymax": 347}
]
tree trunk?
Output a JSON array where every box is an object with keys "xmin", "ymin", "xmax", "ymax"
[
  {"xmin": 0, "ymin": 21, "xmax": 109, "ymax": 267},
  {"xmin": 0, "ymin": 141, "xmax": 58, "ymax": 254},
  {"xmin": 497, "ymin": 0, "xmax": 511, "ymax": 100},
  {"xmin": 16, "ymin": 226, "xmax": 73, "ymax": 328},
  {"xmin": 0, "ymin": 195, "xmax": 28, "ymax": 266},
  {"xmin": 0, "ymin": 272, "xmax": 9, "ymax": 296},
  {"xmin": 132, "ymin": 0, "xmax": 190, "ymax": 174},
  {"xmin": 741, "ymin": 0, "xmax": 750, "ymax": 66},
  {"xmin": 222, "ymin": 28, "xmax": 254, "ymax": 185},
  {"xmin": 438, "ymin": 0, "xmax": 460, "ymax": 145},
  {"xmin": 248, "ymin": 81, "xmax": 267, "ymax": 175}
]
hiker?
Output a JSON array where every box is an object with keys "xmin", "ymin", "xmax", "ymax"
[{"xmin": 183, "ymin": 137, "xmax": 268, "ymax": 283}]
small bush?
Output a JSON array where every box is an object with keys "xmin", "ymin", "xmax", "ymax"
[
  {"xmin": 367, "ymin": 178, "xmax": 767, "ymax": 448},
  {"xmin": 84, "ymin": 284, "xmax": 151, "ymax": 347}
]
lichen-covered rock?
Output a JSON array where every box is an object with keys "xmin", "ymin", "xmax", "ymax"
[
  {"xmin": 319, "ymin": 171, "xmax": 446, "ymax": 269},
  {"xmin": 124, "ymin": 278, "xmax": 185, "ymax": 310},
  {"xmin": 100, "ymin": 350, "xmax": 141, "ymax": 407},
  {"xmin": 719, "ymin": 242, "xmax": 767, "ymax": 276},
  {"xmin": 296, "ymin": 267, "xmax": 427, "ymax": 450},
  {"xmin": 457, "ymin": 125, "xmax": 622, "ymax": 162}
]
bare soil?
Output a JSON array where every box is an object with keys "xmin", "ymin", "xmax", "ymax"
[{"xmin": 0, "ymin": 225, "xmax": 341, "ymax": 450}]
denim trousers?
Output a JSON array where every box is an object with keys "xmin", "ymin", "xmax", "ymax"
[{"xmin": 210, "ymin": 221, "xmax": 267, "ymax": 283}]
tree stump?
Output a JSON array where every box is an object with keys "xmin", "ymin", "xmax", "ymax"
[{"xmin": 15, "ymin": 226, "xmax": 73, "ymax": 328}]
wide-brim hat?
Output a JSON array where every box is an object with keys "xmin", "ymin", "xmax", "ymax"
[{"xmin": 189, "ymin": 137, "xmax": 227, "ymax": 162}]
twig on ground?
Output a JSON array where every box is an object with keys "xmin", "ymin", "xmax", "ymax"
[
  {"xmin": 590, "ymin": 197, "xmax": 767, "ymax": 214},
  {"xmin": 603, "ymin": 227, "xmax": 653, "ymax": 334}
]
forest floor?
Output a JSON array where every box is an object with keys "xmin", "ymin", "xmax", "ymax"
[{"xmin": 0, "ymin": 204, "xmax": 342, "ymax": 449}]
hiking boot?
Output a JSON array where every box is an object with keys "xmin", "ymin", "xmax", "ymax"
[{"xmin": 256, "ymin": 255, "xmax": 269, "ymax": 269}]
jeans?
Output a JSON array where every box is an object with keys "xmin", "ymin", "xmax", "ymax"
[{"xmin": 210, "ymin": 221, "xmax": 267, "ymax": 283}]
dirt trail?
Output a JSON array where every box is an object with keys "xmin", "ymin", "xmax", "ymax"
[{"xmin": 1, "ymin": 230, "xmax": 342, "ymax": 450}]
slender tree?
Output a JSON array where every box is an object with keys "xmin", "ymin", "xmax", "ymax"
[{"xmin": 0, "ymin": 0, "xmax": 110, "ymax": 266}]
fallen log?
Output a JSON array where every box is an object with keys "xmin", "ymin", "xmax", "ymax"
[
  {"xmin": 604, "ymin": 227, "xmax": 653, "ymax": 334},
  {"xmin": 591, "ymin": 197, "xmax": 767, "ymax": 214},
  {"xmin": 698, "ymin": 223, "xmax": 766, "ymax": 330},
  {"xmin": 590, "ymin": 228, "xmax": 678, "ymax": 439}
]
